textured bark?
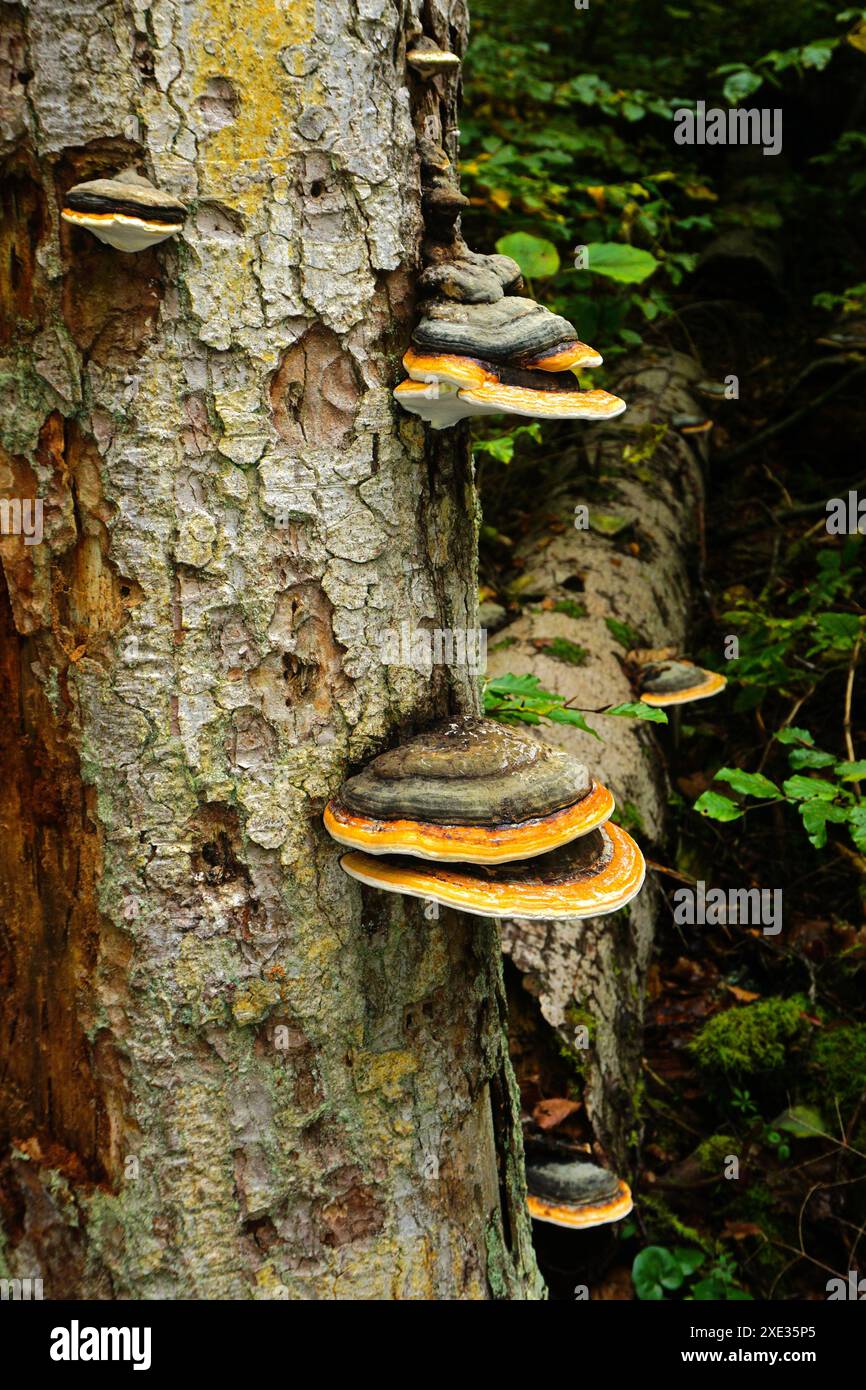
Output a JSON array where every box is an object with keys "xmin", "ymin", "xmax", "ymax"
[
  {"xmin": 0, "ymin": 0, "xmax": 542, "ymax": 1299},
  {"xmin": 489, "ymin": 352, "xmax": 707, "ymax": 1170}
]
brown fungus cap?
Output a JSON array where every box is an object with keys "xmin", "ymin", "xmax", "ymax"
[
  {"xmin": 418, "ymin": 251, "xmax": 524, "ymax": 305},
  {"xmin": 526, "ymin": 1159, "xmax": 633, "ymax": 1229},
  {"xmin": 639, "ymin": 658, "xmax": 726, "ymax": 707},
  {"xmin": 412, "ymin": 296, "xmax": 587, "ymax": 370},
  {"xmin": 338, "ymin": 823, "xmax": 645, "ymax": 919},
  {"xmin": 406, "ymin": 38, "xmax": 461, "ymax": 75},
  {"xmin": 324, "ymin": 717, "xmax": 615, "ymax": 863},
  {"xmin": 62, "ymin": 168, "xmax": 185, "ymax": 251}
]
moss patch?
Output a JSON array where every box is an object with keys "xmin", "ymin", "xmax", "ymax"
[
  {"xmin": 689, "ymin": 997, "xmax": 809, "ymax": 1080},
  {"xmin": 809, "ymin": 1024, "xmax": 866, "ymax": 1112}
]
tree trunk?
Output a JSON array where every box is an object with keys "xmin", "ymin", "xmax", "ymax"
[
  {"xmin": 489, "ymin": 352, "xmax": 707, "ymax": 1170},
  {"xmin": 0, "ymin": 0, "xmax": 542, "ymax": 1300}
]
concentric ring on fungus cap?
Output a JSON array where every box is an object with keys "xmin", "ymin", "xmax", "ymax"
[
  {"xmin": 402, "ymin": 345, "xmax": 604, "ymax": 388},
  {"xmin": 526, "ymin": 1160, "xmax": 634, "ymax": 1229},
  {"xmin": 61, "ymin": 169, "xmax": 185, "ymax": 252},
  {"xmin": 639, "ymin": 659, "xmax": 727, "ymax": 707},
  {"xmin": 338, "ymin": 823, "xmax": 646, "ymax": 921},
  {"xmin": 323, "ymin": 717, "xmax": 615, "ymax": 863},
  {"xmin": 325, "ymin": 780, "xmax": 615, "ymax": 864}
]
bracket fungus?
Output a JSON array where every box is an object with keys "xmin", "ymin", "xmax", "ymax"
[
  {"xmin": 324, "ymin": 718, "xmax": 615, "ymax": 864},
  {"xmin": 407, "ymin": 37, "xmax": 461, "ymax": 77},
  {"xmin": 338, "ymin": 824, "xmax": 645, "ymax": 921},
  {"xmin": 61, "ymin": 169, "xmax": 186, "ymax": 252},
  {"xmin": 526, "ymin": 1159, "xmax": 634, "ymax": 1230},
  {"xmin": 395, "ymin": 190, "xmax": 626, "ymax": 426},
  {"xmin": 638, "ymin": 658, "xmax": 727, "ymax": 707},
  {"xmin": 324, "ymin": 719, "xmax": 644, "ymax": 920}
]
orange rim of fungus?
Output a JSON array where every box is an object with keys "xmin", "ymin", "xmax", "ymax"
[
  {"xmin": 526, "ymin": 1178, "xmax": 633, "ymax": 1229},
  {"xmin": 458, "ymin": 381, "xmax": 625, "ymax": 420},
  {"xmin": 640, "ymin": 669, "xmax": 727, "ymax": 706},
  {"xmin": 324, "ymin": 780, "xmax": 615, "ymax": 864},
  {"xmin": 338, "ymin": 821, "xmax": 645, "ymax": 920},
  {"xmin": 61, "ymin": 208, "xmax": 180, "ymax": 233},
  {"xmin": 524, "ymin": 341, "xmax": 602, "ymax": 372}
]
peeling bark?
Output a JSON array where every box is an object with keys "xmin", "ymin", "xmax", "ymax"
[
  {"xmin": 0, "ymin": 0, "xmax": 542, "ymax": 1299},
  {"xmin": 489, "ymin": 352, "xmax": 708, "ymax": 1170}
]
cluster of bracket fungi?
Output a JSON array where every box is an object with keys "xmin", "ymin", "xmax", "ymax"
[
  {"xmin": 323, "ymin": 718, "xmax": 645, "ymax": 921},
  {"xmin": 393, "ymin": 110, "xmax": 626, "ymax": 429},
  {"xmin": 324, "ymin": 717, "xmax": 643, "ymax": 1235}
]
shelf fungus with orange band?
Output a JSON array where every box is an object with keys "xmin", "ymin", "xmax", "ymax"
[
  {"xmin": 413, "ymin": 296, "xmax": 603, "ymax": 372},
  {"xmin": 395, "ymin": 256, "xmax": 626, "ymax": 428},
  {"xmin": 526, "ymin": 1159, "xmax": 634, "ymax": 1230},
  {"xmin": 61, "ymin": 169, "xmax": 186, "ymax": 252},
  {"xmin": 324, "ymin": 717, "xmax": 615, "ymax": 865},
  {"xmin": 638, "ymin": 658, "xmax": 727, "ymax": 708},
  {"xmin": 338, "ymin": 824, "xmax": 645, "ymax": 921}
]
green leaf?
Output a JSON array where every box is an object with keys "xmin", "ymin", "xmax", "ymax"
[
  {"xmin": 774, "ymin": 1106, "xmax": 829, "ymax": 1139},
  {"xmin": 485, "ymin": 673, "xmax": 543, "ymax": 697},
  {"xmin": 692, "ymin": 1275, "xmax": 727, "ymax": 1300},
  {"xmin": 494, "ymin": 231, "xmax": 561, "ymax": 279},
  {"xmin": 814, "ymin": 612, "xmax": 861, "ymax": 643},
  {"xmin": 801, "ymin": 39, "xmax": 837, "ymax": 70},
  {"xmin": 483, "ymin": 672, "xmax": 602, "ymax": 738},
  {"xmin": 589, "ymin": 509, "xmax": 633, "ymax": 535},
  {"xmin": 583, "ymin": 242, "xmax": 660, "ymax": 284},
  {"xmin": 672, "ymin": 1247, "xmax": 705, "ymax": 1277},
  {"xmin": 632, "ymin": 1246, "xmax": 683, "ymax": 1300},
  {"xmin": 606, "ymin": 701, "xmax": 669, "ymax": 724},
  {"xmin": 846, "ymin": 805, "xmax": 866, "ymax": 851},
  {"xmin": 788, "ymin": 748, "xmax": 837, "ymax": 770},
  {"xmin": 721, "ymin": 69, "xmax": 764, "ymax": 104},
  {"xmin": 774, "ymin": 727, "xmax": 815, "ymax": 746},
  {"xmin": 473, "ymin": 434, "xmax": 515, "ymax": 463},
  {"xmin": 836, "ymin": 760, "xmax": 866, "ymax": 780},
  {"xmin": 799, "ymin": 800, "xmax": 849, "ymax": 849},
  {"xmin": 546, "ymin": 706, "xmax": 602, "ymax": 739},
  {"xmin": 782, "ymin": 775, "xmax": 838, "ymax": 802},
  {"xmin": 693, "ymin": 790, "xmax": 744, "ymax": 823},
  {"xmin": 714, "ymin": 767, "xmax": 782, "ymax": 800}
]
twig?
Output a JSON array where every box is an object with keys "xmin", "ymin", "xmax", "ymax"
[
  {"xmin": 843, "ymin": 624, "xmax": 863, "ymax": 799},
  {"xmin": 646, "ymin": 858, "xmax": 698, "ymax": 886},
  {"xmin": 718, "ymin": 479, "xmax": 866, "ymax": 539},
  {"xmin": 715, "ymin": 363, "xmax": 866, "ymax": 467}
]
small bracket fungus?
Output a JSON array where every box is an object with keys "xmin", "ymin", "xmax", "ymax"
[
  {"xmin": 61, "ymin": 168, "xmax": 186, "ymax": 252},
  {"xmin": 407, "ymin": 37, "xmax": 462, "ymax": 77},
  {"xmin": 338, "ymin": 824, "xmax": 645, "ymax": 921},
  {"xmin": 638, "ymin": 658, "xmax": 727, "ymax": 707},
  {"xmin": 324, "ymin": 717, "xmax": 615, "ymax": 864},
  {"xmin": 526, "ymin": 1159, "xmax": 634, "ymax": 1230}
]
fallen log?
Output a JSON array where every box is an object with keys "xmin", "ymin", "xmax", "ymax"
[{"xmin": 486, "ymin": 350, "xmax": 710, "ymax": 1169}]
